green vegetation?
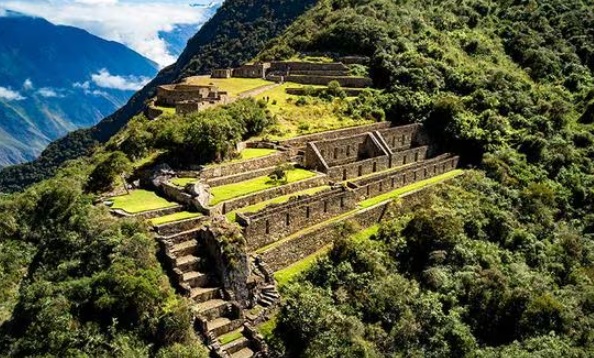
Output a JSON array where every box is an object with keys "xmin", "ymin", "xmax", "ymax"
[
  {"xmin": 275, "ymin": 246, "xmax": 331, "ymax": 287},
  {"xmin": 218, "ymin": 329, "xmax": 244, "ymax": 345},
  {"xmin": 110, "ymin": 189, "xmax": 177, "ymax": 214},
  {"xmin": 256, "ymin": 82, "xmax": 373, "ymax": 139},
  {"xmin": 257, "ymin": 315, "xmax": 278, "ymax": 340},
  {"xmin": 185, "ymin": 76, "xmax": 272, "ymax": 97},
  {"xmin": 210, "ymin": 168, "xmax": 317, "ymax": 205},
  {"xmin": 238, "ymin": 148, "xmax": 277, "ymax": 160},
  {"xmin": 358, "ymin": 169, "xmax": 464, "ymax": 208},
  {"xmin": 149, "ymin": 211, "xmax": 202, "ymax": 226},
  {"xmin": 0, "ymin": 177, "xmax": 207, "ymax": 356},
  {"xmin": 226, "ymin": 185, "xmax": 331, "ymax": 221}
]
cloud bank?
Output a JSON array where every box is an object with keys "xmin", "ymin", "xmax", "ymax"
[
  {"xmin": 0, "ymin": 0, "xmax": 222, "ymax": 66},
  {"xmin": 90, "ymin": 69, "xmax": 150, "ymax": 91},
  {"xmin": 0, "ymin": 87, "xmax": 25, "ymax": 101}
]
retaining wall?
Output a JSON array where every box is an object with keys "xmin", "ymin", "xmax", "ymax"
[
  {"xmin": 285, "ymin": 75, "xmax": 373, "ymax": 88},
  {"xmin": 285, "ymin": 88, "xmax": 365, "ymax": 97},
  {"xmin": 326, "ymin": 155, "xmax": 391, "ymax": 181},
  {"xmin": 308, "ymin": 133, "xmax": 386, "ymax": 168},
  {"xmin": 215, "ymin": 175, "xmax": 329, "ymax": 214},
  {"xmin": 238, "ymin": 187, "xmax": 356, "ymax": 251},
  {"xmin": 353, "ymin": 156, "xmax": 459, "ymax": 200},
  {"xmin": 199, "ymin": 152, "xmax": 290, "ymax": 179},
  {"xmin": 281, "ymin": 122, "xmax": 391, "ymax": 147},
  {"xmin": 376, "ymin": 123, "xmax": 423, "ymax": 152}
]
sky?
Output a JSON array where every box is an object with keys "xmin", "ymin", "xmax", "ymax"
[{"xmin": 0, "ymin": 0, "xmax": 223, "ymax": 66}]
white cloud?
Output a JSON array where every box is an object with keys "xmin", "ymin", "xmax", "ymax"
[
  {"xmin": 73, "ymin": 81, "xmax": 91, "ymax": 90},
  {"xmin": 23, "ymin": 79, "xmax": 34, "ymax": 91},
  {"xmin": 91, "ymin": 69, "xmax": 150, "ymax": 91},
  {"xmin": 0, "ymin": 87, "xmax": 25, "ymax": 101},
  {"xmin": 0, "ymin": 0, "xmax": 222, "ymax": 66},
  {"xmin": 37, "ymin": 87, "xmax": 64, "ymax": 98}
]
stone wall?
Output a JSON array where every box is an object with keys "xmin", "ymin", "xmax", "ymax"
[
  {"xmin": 376, "ymin": 123, "xmax": 423, "ymax": 152},
  {"xmin": 154, "ymin": 215, "xmax": 209, "ymax": 236},
  {"xmin": 206, "ymin": 165, "xmax": 282, "ymax": 188},
  {"xmin": 282, "ymin": 122, "xmax": 391, "ymax": 148},
  {"xmin": 259, "ymin": 201, "xmax": 392, "ymax": 271},
  {"xmin": 353, "ymin": 155, "xmax": 459, "ymax": 200},
  {"xmin": 338, "ymin": 56, "xmax": 370, "ymax": 65},
  {"xmin": 238, "ymin": 187, "xmax": 356, "ymax": 251},
  {"xmin": 285, "ymin": 75, "xmax": 373, "ymax": 88},
  {"xmin": 233, "ymin": 63, "xmax": 270, "ymax": 78},
  {"xmin": 269, "ymin": 62, "xmax": 348, "ymax": 73},
  {"xmin": 326, "ymin": 155, "xmax": 390, "ymax": 181},
  {"xmin": 199, "ymin": 151, "xmax": 290, "ymax": 180},
  {"xmin": 389, "ymin": 145, "xmax": 428, "ymax": 168},
  {"xmin": 308, "ymin": 133, "xmax": 385, "ymax": 167},
  {"xmin": 285, "ymin": 87, "xmax": 365, "ymax": 97},
  {"xmin": 216, "ymin": 174, "xmax": 328, "ymax": 214},
  {"xmin": 212, "ymin": 68, "xmax": 232, "ymax": 78}
]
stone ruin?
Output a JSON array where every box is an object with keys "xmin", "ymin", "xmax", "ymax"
[{"xmin": 110, "ymin": 121, "xmax": 461, "ymax": 357}]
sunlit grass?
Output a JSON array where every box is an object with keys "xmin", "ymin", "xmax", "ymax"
[
  {"xmin": 274, "ymin": 245, "xmax": 331, "ymax": 287},
  {"xmin": 257, "ymin": 82, "xmax": 372, "ymax": 140},
  {"xmin": 218, "ymin": 329, "xmax": 243, "ymax": 345},
  {"xmin": 358, "ymin": 170, "xmax": 464, "ymax": 208},
  {"xmin": 184, "ymin": 76, "xmax": 272, "ymax": 97},
  {"xmin": 109, "ymin": 190, "xmax": 177, "ymax": 214},
  {"xmin": 238, "ymin": 148, "xmax": 277, "ymax": 160},
  {"xmin": 149, "ymin": 211, "xmax": 202, "ymax": 226},
  {"xmin": 210, "ymin": 168, "xmax": 317, "ymax": 205},
  {"xmin": 257, "ymin": 315, "xmax": 278, "ymax": 340}
]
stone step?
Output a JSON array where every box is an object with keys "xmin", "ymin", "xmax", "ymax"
[
  {"xmin": 175, "ymin": 255, "xmax": 201, "ymax": 272},
  {"xmin": 230, "ymin": 347, "xmax": 255, "ymax": 358},
  {"xmin": 258, "ymin": 296, "xmax": 275, "ymax": 307},
  {"xmin": 262, "ymin": 291, "xmax": 279, "ymax": 299},
  {"xmin": 221, "ymin": 337, "xmax": 250, "ymax": 355},
  {"xmin": 182, "ymin": 271, "xmax": 209, "ymax": 288},
  {"xmin": 170, "ymin": 239, "xmax": 198, "ymax": 257},
  {"xmin": 161, "ymin": 228, "xmax": 202, "ymax": 245},
  {"xmin": 261, "ymin": 284, "xmax": 276, "ymax": 291},
  {"xmin": 193, "ymin": 299, "xmax": 229, "ymax": 320},
  {"xmin": 207, "ymin": 317, "xmax": 244, "ymax": 337},
  {"xmin": 190, "ymin": 286, "xmax": 221, "ymax": 303}
]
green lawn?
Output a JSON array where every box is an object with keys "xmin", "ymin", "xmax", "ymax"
[
  {"xmin": 210, "ymin": 168, "xmax": 317, "ymax": 205},
  {"xmin": 226, "ymin": 185, "xmax": 331, "ymax": 221},
  {"xmin": 358, "ymin": 169, "xmax": 464, "ymax": 208},
  {"xmin": 218, "ymin": 329, "xmax": 244, "ymax": 345},
  {"xmin": 351, "ymin": 225, "xmax": 380, "ymax": 243},
  {"xmin": 257, "ymin": 315, "xmax": 278, "ymax": 340},
  {"xmin": 154, "ymin": 105, "xmax": 175, "ymax": 115},
  {"xmin": 238, "ymin": 148, "xmax": 277, "ymax": 160},
  {"xmin": 149, "ymin": 211, "xmax": 202, "ymax": 226},
  {"xmin": 184, "ymin": 76, "xmax": 272, "ymax": 97},
  {"xmin": 109, "ymin": 190, "xmax": 177, "ymax": 214},
  {"xmin": 171, "ymin": 177, "xmax": 198, "ymax": 187},
  {"xmin": 274, "ymin": 245, "xmax": 331, "ymax": 287}
]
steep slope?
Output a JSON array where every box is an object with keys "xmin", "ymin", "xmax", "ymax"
[
  {"xmin": 0, "ymin": 11, "xmax": 159, "ymax": 167},
  {"xmin": 0, "ymin": 0, "xmax": 317, "ymax": 193}
]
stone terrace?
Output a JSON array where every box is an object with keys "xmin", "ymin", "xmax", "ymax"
[{"xmin": 106, "ymin": 121, "xmax": 461, "ymax": 358}]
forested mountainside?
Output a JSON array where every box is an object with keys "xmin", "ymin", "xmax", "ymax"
[
  {"xmin": 253, "ymin": 0, "xmax": 594, "ymax": 355},
  {"xmin": 2, "ymin": 0, "xmax": 594, "ymax": 357},
  {"xmin": 0, "ymin": 0, "xmax": 317, "ymax": 193},
  {"xmin": 0, "ymin": 12, "xmax": 158, "ymax": 167}
]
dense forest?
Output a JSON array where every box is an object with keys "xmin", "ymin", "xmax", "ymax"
[
  {"xmin": 255, "ymin": 0, "xmax": 594, "ymax": 355},
  {"xmin": 0, "ymin": 0, "xmax": 316, "ymax": 193},
  {"xmin": 1, "ymin": 0, "xmax": 594, "ymax": 356}
]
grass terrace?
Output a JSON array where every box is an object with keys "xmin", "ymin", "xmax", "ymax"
[
  {"xmin": 210, "ymin": 168, "xmax": 317, "ymax": 205},
  {"xmin": 237, "ymin": 148, "xmax": 277, "ymax": 160},
  {"xmin": 184, "ymin": 76, "xmax": 272, "ymax": 97},
  {"xmin": 225, "ymin": 185, "xmax": 331, "ymax": 221},
  {"xmin": 218, "ymin": 329, "xmax": 244, "ymax": 345},
  {"xmin": 257, "ymin": 83, "xmax": 372, "ymax": 140},
  {"xmin": 358, "ymin": 169, "xmax": 464, "ymax": 208},
  {"xmin": 274, "ymin": 245, "xmax": 331, "ymax": 287},
  {"xmin": 109, "ymin": 190, "xmax": 177, "ymax": 214},
  {"xmin": 149, "ymin": 211, "xmax": 202, "ymax": 226}
]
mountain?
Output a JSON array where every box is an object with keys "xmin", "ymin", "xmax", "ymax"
[
  {"xmin": 0, "ymin": 11, "xmax": 159, "ymax": 167},
  {"xmin": 0, "ymin": 0, "xmax": 317, "ymax": 193}
]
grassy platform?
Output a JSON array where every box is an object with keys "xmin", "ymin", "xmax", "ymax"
[
  {"xmin": 109, "ymin": 190, "xmax": 177, "ymax": 214},
  {"xmin": 210, "ymin": 168, "xmax": 317, "ymax": 205},
  {"xmin": 257, "ymin": 83, "xmax": 373, "ymax": 140},
  {"xmin": 149, "ymin": 211, "xmax": 202, "ymax": 226},
  {"xmin": 226, "ymin": 185, "xmax": 331, "ymax": 221},
  {"xmin": 218, "ymin": 329, "xmax": 244, "ymax": 345},
  {"xmin": 358, "ymin": 169, "xmax": 464, "ymax": 208},
  {"xmin": 274, "ymin": 245, "xmax": 331, "ymax": 287},
  {"xmin": 237, "ymin": 148, "xmax": 277, "ymax": 160},
  {"xmin": 184, "ymin": 76, "xmax": 272, "ymax": 97}
]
